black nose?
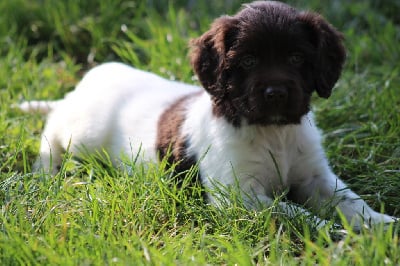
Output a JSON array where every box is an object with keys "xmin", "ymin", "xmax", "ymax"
[{"xmin": 264, "ymin": 87, "xmax": 288, "ymax": 103}]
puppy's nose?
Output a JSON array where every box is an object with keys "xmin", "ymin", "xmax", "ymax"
[{"xmin": 264, "ymin": 87, "xmax": 288, "ymax": 103}]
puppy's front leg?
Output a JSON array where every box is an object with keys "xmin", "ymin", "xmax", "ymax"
[
  {"xmin": 251, "ymin": 194, "xmax": 330, "ymax": 228},
  {"xmin": 293, "ymin": 170, "xmax": 397, "ymax": 230},
  {"xmin": 232, "ymin": 180, "xmax": 330, "ymax": 228}
]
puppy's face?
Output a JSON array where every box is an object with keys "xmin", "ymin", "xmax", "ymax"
[{"xmin": 191, "ymin": 1, "xmax": 346, "ymax": 126}]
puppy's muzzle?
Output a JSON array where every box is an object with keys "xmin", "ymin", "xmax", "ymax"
[{"xmin": 264, "ymin": 86, "xmax": 288, "ymax": 105}]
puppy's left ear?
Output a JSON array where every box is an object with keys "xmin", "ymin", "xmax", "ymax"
[
  {"xmin": 189, "ymin": 16, "xmax": 238, "ymax": 96},
  {"xmin": 300, "ymin": 13, "xmax": 346, "ymax": 98}
]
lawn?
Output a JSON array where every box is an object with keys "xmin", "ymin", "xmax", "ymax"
[{"xmin": 1, "ymin": 0, "xmax": 399, "ymax": 265}]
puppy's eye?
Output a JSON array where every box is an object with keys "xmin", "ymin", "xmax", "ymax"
[
  {"xmin": 289, "ymin": 53, "xmax": 304, "ymax": 66},
  {"xmin": 240, "ymin": 55, "xmax": 258, "ymax": 69}
]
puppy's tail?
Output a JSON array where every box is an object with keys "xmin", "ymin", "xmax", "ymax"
[{"xmin": 16, "ymin": 100, "xmax": 60, "ymax": 115}]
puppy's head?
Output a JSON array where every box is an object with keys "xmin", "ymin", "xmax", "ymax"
[{"xmin": 190, "ymin": 1, "xmax": 346, "ymax": 126}]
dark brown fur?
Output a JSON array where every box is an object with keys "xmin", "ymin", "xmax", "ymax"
[
  {"xmin": 190, "ymin": 1, "xmax": 346, "ymax": 127},
  {"xmin": 156, "ymin": 93, "xmax": 200, "ymax": 175}
]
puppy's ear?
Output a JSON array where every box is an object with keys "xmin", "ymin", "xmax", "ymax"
[
  {"xmin": 299, "ymin": 13, "xmax": 346, "ymax": 98},
  {"xmin": 190, "ymin": 16, "xmax": 238, "ymax": 96}
]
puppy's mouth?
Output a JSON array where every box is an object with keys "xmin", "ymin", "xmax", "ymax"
[{"xmin": 232, "ymin": 85, "xmax": 303, "ymax": 125}]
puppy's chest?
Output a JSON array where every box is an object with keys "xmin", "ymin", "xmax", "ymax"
[
  {"xmin": 206, "ymin": 126, "xmax": 308, "ymax": 189},
  {"xmin": 237, "ymin": 134, "xmax": 297, "ymax": 182}
]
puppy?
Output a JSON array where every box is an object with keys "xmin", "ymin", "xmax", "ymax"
[{"xmin": 20, "ymin": 1, "xmax": 396, "ymax": 229}]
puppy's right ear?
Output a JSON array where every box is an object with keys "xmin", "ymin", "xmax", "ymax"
[
  {"xmin": 190, "ymin": 16, "xmax": 238, "ymax": 96},
  {"xmin": 299, "ymin": 12, "xmax": 346, "ymax": 99}
]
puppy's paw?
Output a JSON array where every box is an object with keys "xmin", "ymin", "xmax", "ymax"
[
  {"xmin": 371, "ymin": 213, "xmax": 398, "ymax": 225},
  {"xmin": 353, "ymin": 213, "xmax": 398, "ymax": 231}
]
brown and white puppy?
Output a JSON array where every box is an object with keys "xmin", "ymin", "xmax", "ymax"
[{"xmin": 20, "ymin": 1, "xmax": 396, "ymax": 229}]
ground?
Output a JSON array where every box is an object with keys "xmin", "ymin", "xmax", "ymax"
[{"xmin": 1, "ymin": 0, "xmax": 399, "ymax": 264}]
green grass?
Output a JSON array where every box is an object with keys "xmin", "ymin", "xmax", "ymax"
[{"xmin": 1, "ymin": 0, "xmax": 400, "ymax": 265}]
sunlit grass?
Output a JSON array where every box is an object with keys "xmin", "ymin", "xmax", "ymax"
[{"xmin": 1, "ymin": 0, "xmax": 399, "ymax": 264}]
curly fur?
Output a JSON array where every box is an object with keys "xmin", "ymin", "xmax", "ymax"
[{"xmin": 20, "ymin": 1, "xmax": 396, "ymax": 230}]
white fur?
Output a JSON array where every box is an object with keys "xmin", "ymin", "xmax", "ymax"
[
  {"xmin": 20, "ymin": 62, "xmax": 396, "ymax": 230},
  {"xmin": 30, "ymin": 63, "xmax": 199, "ymax": 170}
]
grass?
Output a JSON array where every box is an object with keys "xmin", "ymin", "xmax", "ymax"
[{"xmin": 1, "ymin": 0, "xmax": 399, "ymax": 265}]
